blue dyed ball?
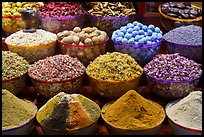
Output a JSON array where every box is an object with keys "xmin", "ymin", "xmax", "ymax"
[
  {"xmin": 132, "ymin": 31, "xmax": 138, "ymax": 37},
  {"xmin": 118, "ymin": 32, "xmax": 124, "ymax": 37},
  {"xmin": 115, "ymin": 30, "xmax": 121, "ymax": 34},
  {"xmin": 127, "ymin": 28, "xmax": 133, "ymax": 33},
  {"xmin": 144, "ymin": 36, "xmax": 150, "ymax": 41},
  {"xmin": 142, "ymin": 25, "xmax": 148, "ymax": 32},
  {"xmin": 122, "ymin": 38, "xmax": 128, "ymax": 43},
  {"xmin": 133, "ymin": 21, "xmax": 138, "ymax": 26},
  {"xmin": 115, "ymin": 37, "xmax": 123, "ymax": 42},
  {"xmin": 157, "ymin": 33, "xmax": 163, "ymax": 40},
  {"xmin": 155, "ymin": 27, "xmax": 160, "ymax": 33},
  {"xmin": 133, "ymin": 26, "xmax": 140, "ymax": 31},
  {"xmin": 160, "ymin": 31, "xmax": 163, "ymax": 34},
  {"xmin": 127, "ymin": 23, "xmax": 134, "ymax": 28},
  {"xmin": 147, "ymin": 29, "xmax": 152, "ymax": 36},
  {"xmin": 120, "ymin": 26, "xmax": 126, "ymax": 29},
  {"xmin": 120, "ymin": 28, "xmax": 126, "ymax": 33},
  {"xmin": 138, "ymin": 39, "xmax": 145, "ymax": 44},
  {"xmin": 139, "ymin": 30, "xmax": 145, "ymax": 35},
  {"xmin": 151, "ymin": 33, "xmax": 158, "ymax": 42},
  {"xmin": 124, "ymin": 33, "xmax": 132, "ymax": 39},
  {"xmin": 111, "ymin": 34, "xmax": 117, "ymax": 41},
  {"xmin": 148, "ymin": 24, "xmax": 155, "ymax": 31},
  {"xmin": 134, "ymin": 41, "xmax": 139, "ymax": 45},
  {"xmin": 137, "ymin": 23, "xmax": 143, "ymax": 28},
  {"xmin": 139, "ymin": 35, "xmax": 145, "ymax": 39},
  {"xmin": 134, "ymin": 35, "xmax": 140, "ymax": 41},
  {"xmin": 128, "ymin": 38, "xmax": 135, "ymax": 44},
  {"xmin": 141, "ymin": 37, "xmax": 149, "ymax": 44}
]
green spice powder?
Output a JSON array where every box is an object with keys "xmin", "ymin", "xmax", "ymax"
[{"xmin": 2, "ymin": 89, "xmax": 37, "ymax": 130}]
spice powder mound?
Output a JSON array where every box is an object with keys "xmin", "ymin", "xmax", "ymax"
[
  {"xmin": 2, "ymin": 89, "xmax": 37, "ymax": 130},
  {"xmin": 167, "ymin": 91, "xmax": 202, "ymax": 130},
  {"xmin": 37, "ymin": 92, "xmax": 101, "ymax": 131},
  {"xmin": 102, "ymin": 90, "xmax": 165, "ymax": 130}
]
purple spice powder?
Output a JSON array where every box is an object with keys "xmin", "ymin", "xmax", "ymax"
[{"xmin": 163, "ymin": 25, "xmax": 202, "ymax": 46}]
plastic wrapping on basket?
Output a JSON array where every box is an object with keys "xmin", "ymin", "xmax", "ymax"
[
  {"xmin": 113, "ymin": 40, "xmax": 162, "ymax": 66},
  {"xmin": 2, "ymin": 16, "xmax": 25, "ymax": 34},
  {"xmin": 7, "ymin": 41, "xmax": 56, "ymax": 64},
  {"xmin": 38, "ymin": 14, "xmax": 85, "ymax": 34},
  {"xmin": 2, "ymin": 74, "xmax": 27, "ymax": 95},
  {"xmin": 88, "ymin": 74, "xmax": 142, "ymax": 99},
  {"xmin": 31, "ymin": 76, "xmax": 83, "ymax": 98},
  {"xmin": 59, "ymin": 39, "xmax": 108, "ymax": 66},
  {"xmin": 146, "ymin": 75, "xmax": 200, "ymax": 99},
  {"xmin": 165, "ymin": 40, "xmax": 202, "ymax": 63}
]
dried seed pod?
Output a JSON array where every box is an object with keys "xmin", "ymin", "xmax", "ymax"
[
  {"xmin": 73, "ymin": 35, "xmax": 80, "ymax": 45},
  {"xmin": 70, "ymin": 31, "xmax": 77, "ymax": 36},
  {"xmin": 84, "ymin": 38, "xmax": 93, "ymax": 44},
  {"xmin": 73, "ymin": 27, "xmax": 81, "ymax": 33},
  {"xmin": 78, "ymin": 33, "xmax": 86, "ymax": 42},
  {"xmin": 88, "ymin": 32, "xmax": 98, "ymax": 39},
  {"xmin": 82, "ymin": 27, "xmax": 93, "ymax": 33},
  {"xmin": 62, "ymin": 36, "xmax": 73, "ymax": 44},
  {"xmin": 92, "ymin": 36, "xmax": 99, "ymax": 44},
  {"xmin": 62, "ymin": 30, "xmax": 72, "ymax": 36},
  {"xmin": 79, "ymin": 42, "xmax": 84, "ymax": 45},
  {"xmin": 98, "ymin": 35, "xmax": 106, "ymax": 42},
  {"xmin": 94, "ymin": 30, "xmax": 102, "ymax": 35},
  {"xmin": 92, "ymin": 27, "xmax": 98, "ymax": 32}
]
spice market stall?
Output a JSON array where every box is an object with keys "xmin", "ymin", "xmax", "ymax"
[{"xmin": 2, "ymin": 2, "xmax": 202, "ymax": 135}]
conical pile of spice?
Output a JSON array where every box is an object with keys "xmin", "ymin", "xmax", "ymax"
[
  {"xmin": 2, "ymin": 89, "xmax": 37, "ymax": 130},
  {"xmin": 166, "ymin": 91, "xmax": 202, "ymax": 130},
  {"xmin": 36, "ymin": 92, "xmax": 101, "ymax": 131},
  {"xmin": 101, "ymin": 90, "xmax": 165, "ymax": 130}
]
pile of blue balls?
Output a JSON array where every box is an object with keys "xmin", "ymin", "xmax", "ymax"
[{"xmin": 111, "ymin": 21, "xmax": 163, "ymax": 44}]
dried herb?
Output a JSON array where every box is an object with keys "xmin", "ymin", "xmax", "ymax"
[
  {"xmin": 101, "ymin": 90, "xmax": 165, "ymax": 130},
  {"xmin": 2, "ymin": 51, "xmax": 29, "ymax": 81},
  {"xmin": 88, "ymin": 2, "xmax": 136, "ymax": 17},
  {"xmin": 28, "ymin": 54, "xmax": 85, "ymax": 82},
  {"xmin": 144, "ymin": 53, "xmax": 202, "ymax": 81},
  {"xmin": 86, "ymin": 52, "xmax": 143, "ymax": 81}
]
